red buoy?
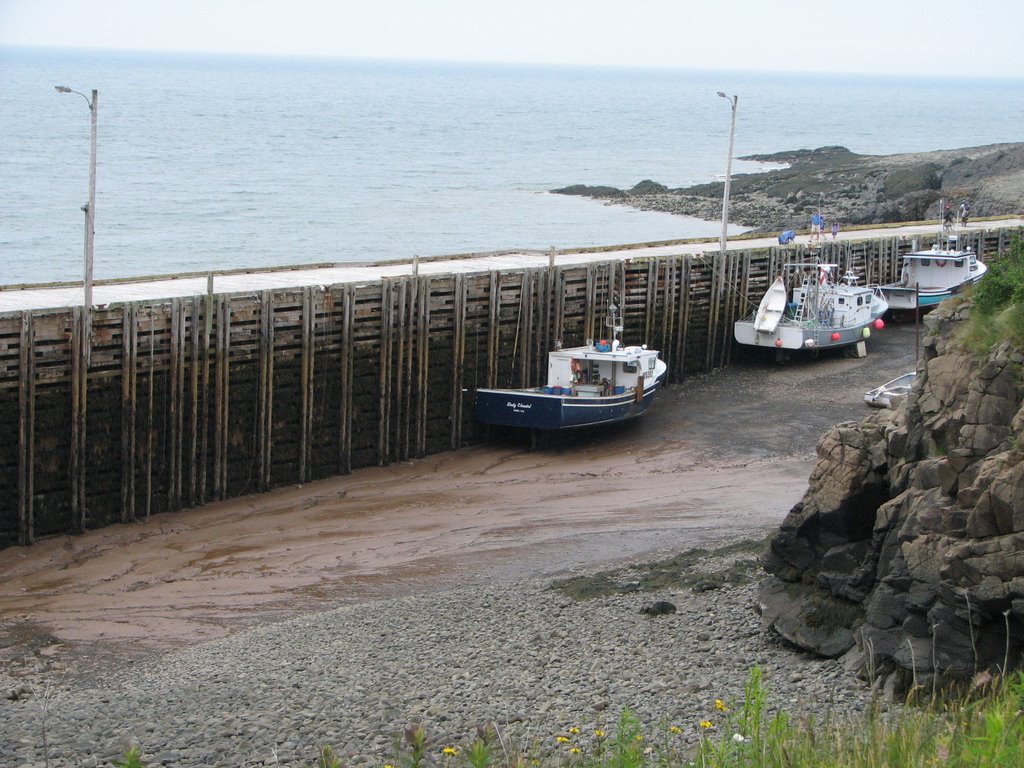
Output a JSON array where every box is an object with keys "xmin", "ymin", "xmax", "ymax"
[
  {"xmin": 874, "ymin": 319, "xmax": 885, "ymax": 330},
  {"xmin": 831, "ymin": 332, "xmax": 841, "ymax": 341}
]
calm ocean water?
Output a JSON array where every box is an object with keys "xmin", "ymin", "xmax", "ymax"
[{"xmin": 2, "ymin": 47, "xmax": 1022, "ymax": 285}]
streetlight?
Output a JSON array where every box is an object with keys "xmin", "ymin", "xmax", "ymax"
[
  {"xmin": 55, "ymin": 85, "xmax": 98, "ymax": 315},
  {"xmin": 717, "ymin": 91, "xmax": 737, "ymax": 256}
]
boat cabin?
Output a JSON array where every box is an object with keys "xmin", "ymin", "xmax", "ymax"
[
  {"xmin": 898, "ymin": 247, "xmax": 982, "ymax": 290},
  {"xmin": 546, "ymin": 340, "xmax": 660, "ymax": 397},
  {"xmin": 788, "ymin": 269, "xmax": 878, "ymax": 327}
]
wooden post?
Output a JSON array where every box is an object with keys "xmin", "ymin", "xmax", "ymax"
[
  {"xmin": 339, "ymin": 284, "xmax": 354, "ymax": 474},
  {"xmin": 145, "ymin": 310, "xmax": 155, "ymax": 519},
  {"xmin": 299, "ymin": 286, "xmax": 316, "ymax": 482},
  {"xmin": 451, "ymin": 273, "xmax": 466, "ymax": 449},
  {"xmin": 552, "ymin": 267, "xmax": 565, "ymax": 347},
  {"xmin": 705, "ymin": 253, "xmax": 721, "ymax": 370},
  {"xmin": 519, "ymin": 271, "xmax": 534, "ymax": 388},
  {"xmin": 486, "ymin": 271, "xmax": 500, "ymax": 388},
  {"xmin": 214, "ymin": 296, "xmax": 230, "ymax": 499},
  {"xmin": 584, "ymin": 264, "xmax": 596, "ymax": 344},
  {"xmin": 199, "ymin": 292, "xmax": 212, "ymax": 505},
  {"xmin": 396, "ymin": 280, "xmax": 410, "ymax": 461},
  {"xmin": 258, "ymin": 292, "xmax": 274, "ymax": 490},
  {"xmin": 378, "ymin": 282, "xmax": 393, "ymax": 465},
  {"xmin": 68, "ymin": 306, "xmax": 88, "ymax": 533},
  {"xmin": 417, "ymin": 277, "xmax": 430, "ymax": 456},
  {"xmin": 189, "ymin": 295, "xmax": 201, "ymax": 506},
  {"xmin": 678, "ymin": 256, "xmax": 692, "ymax": 378},
  {"xmin": 120, "ymin": 303, "xmax": 137, "ymax": 523},
  {"xmin": 168, "ymin": 299, "xmax": 181, "ymax": 510},
  {"xmin": 644, "ymin": 259, "xmax": 658, "ymax": 344},
  {"xmin": 17, "ymin": 311, "xmax": 35, "ymax": 545}
]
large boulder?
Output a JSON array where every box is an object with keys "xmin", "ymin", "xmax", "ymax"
[{"xmin": 759, "ymin": 300, "xmax": 1024, "ymax": 691}]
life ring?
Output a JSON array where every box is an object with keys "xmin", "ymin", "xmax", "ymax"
[{"xmin": 935, "ymin": 259, "xmax": 947, "ymax": 268}]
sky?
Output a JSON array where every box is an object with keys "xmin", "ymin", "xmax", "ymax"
[{"xmin": 1, "ymin": 0, "xmax": 1023, "ymax": 79}]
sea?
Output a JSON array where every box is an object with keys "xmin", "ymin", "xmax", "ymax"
[{"xmin": 2, "ymin": 46, "xmax": 1023, "ymax": 286}]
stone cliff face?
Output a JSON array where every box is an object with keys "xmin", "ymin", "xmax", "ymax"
[{"xmin": 759, "ymin": 300, "xmax": 1024, "ymax": 692}]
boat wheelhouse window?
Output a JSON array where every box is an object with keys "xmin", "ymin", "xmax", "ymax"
[
  {"xmin": 857, "ymin": 296, "xmax": 864, "ymax": 306},
  {"xmin": 920, "ymin": 258, "xmax": 930, "ymax": 267},
  {"xmin": 623, "ymin": 361, "xmax": 638, "ymax": 373}
]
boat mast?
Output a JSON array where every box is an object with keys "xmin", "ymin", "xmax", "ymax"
[{"xmin": 606, "ymin": 303, "xmax": 623, "ymax": 347}]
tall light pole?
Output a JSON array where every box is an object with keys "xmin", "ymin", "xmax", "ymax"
[
  {"xmin": 717, "ymin": 91, "xmax": 737, "ymax": 257},
  {"xmin": 55, "ymin": 85, "xmax": 97, "ymax": 315}
]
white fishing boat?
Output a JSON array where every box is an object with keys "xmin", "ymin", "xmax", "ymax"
[
  {"xmin": 734, "ymin": 264, "xmax": 888, "ymax": 353},
  {"xmin": 864, "ymin": 371, "xmax": 917, "ymax": 408},
  {"xmin": 880, "ymin": 235, "xmax": 987, "ymax": 310},
  {"xmin": 474, "ymin": 305, "xmax": 668, "ymax": 430}
]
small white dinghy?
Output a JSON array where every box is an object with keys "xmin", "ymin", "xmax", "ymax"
[
  {"xmin": 864, "ymin": 371, "xmax": 917, "ymax": 408},
  {"xmin": 752, "ymin": 276, "xmax": 787, "ymax": 333}
]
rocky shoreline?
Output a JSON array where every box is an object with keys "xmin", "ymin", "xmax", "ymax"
[
  {"xmin": 553, "ymin": 143, "xmax": 1024, "ymax": 234},
  {"xmin": 1, "ymin": 541, "xmax": 877, "ymax": 768},
  {"xmin": 759, "ymin": 299, "xmax": 1024, "ymax": 694}
]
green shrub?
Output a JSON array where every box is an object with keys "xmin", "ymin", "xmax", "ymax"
[{"xmin": 964, "ymin": 237, "xmax": 1024, "ymax": 349}]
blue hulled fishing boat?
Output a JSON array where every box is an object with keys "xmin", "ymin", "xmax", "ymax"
[{"xmin": 474, "ymin": 305, "xmax": 667, "ymax": 430}]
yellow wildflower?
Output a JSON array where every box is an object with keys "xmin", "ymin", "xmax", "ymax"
[
  {"xmin": 669, "ymin": 725, "xmax": 682, "ymax": 735},
  {"xmin": 700, "ymin": 720, "xmax": 714, "ymax": 730},
  {"xmin": 570, "ymin": 747, "xmax": 581, "ymax": 755},
  {"xmin": 556, "ymin": 735, "xmax": 571, "ymax": 744},
  {"xmin": 443, "ymin": 746, "xmax": 459, "ymax": 756},
  {"xmin": 568, "ymin": 726, "xmax": 580, "ymax": 735},
  {"xmin": 594, "ymin": 729, "xmax": 606, "ymax": 739},
  {"xmin": 715, "ymin": 699, "xmax": 729, "ymax": 712}
]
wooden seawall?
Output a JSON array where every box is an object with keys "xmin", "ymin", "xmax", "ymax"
[{"xmin": 1, "ymin": 227, "xmax": 1019, "ymax": 548}]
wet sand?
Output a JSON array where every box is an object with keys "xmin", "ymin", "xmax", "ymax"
[{"xmin": 0, "ymin": 323, "xmax": 919, "ymax": 678}]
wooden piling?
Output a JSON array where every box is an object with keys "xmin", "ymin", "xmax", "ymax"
[
  {"xmin": 120, "ymin": 303, "xmax": 137, "ymax": 523},
  {"xmin": 17, "ymin": 310, "xmax": 34, "ymax": 544}
]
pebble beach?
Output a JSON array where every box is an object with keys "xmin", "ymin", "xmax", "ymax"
[{"xmin": 1, "ymin": 545, "xmax": 877, "ymax": 768}]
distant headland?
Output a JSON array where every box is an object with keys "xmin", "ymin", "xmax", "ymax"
[{"xmin": 553, "ymin": 143, "xmax": 1024, "ymax": 233}]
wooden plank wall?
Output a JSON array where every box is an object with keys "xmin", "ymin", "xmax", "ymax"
[{"xmin": 0, "ymin": 228, "xmax": 1016, "ymax": 548}]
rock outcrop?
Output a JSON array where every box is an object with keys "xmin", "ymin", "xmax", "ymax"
[
  {"xmin": 759, "ymin": 300, "xmax": 1024, "ymax": 692},
  {"xmin": 553, "ymin": 143, "xmax": 1024, "ymax": 234}
]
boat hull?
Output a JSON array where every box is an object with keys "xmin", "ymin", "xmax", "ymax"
[
  {"xmin": 881, "ymin": 273, "xmax": 986, "ymax": 309},
  {"xmin": 734, "ymin": 320, "xmax": 876, "ymax": 350},
  {"xmin": 475, "ymin": 381, "xmax": 662, "ymax": 430}
]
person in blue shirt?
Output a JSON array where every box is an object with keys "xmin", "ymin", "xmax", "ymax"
[{"xmin": 811, "ymin": 212, "xmax": 824, "ymax": 242}]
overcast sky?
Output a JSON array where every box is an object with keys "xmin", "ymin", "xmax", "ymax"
[{"xmin": 2, "ymin": 0, "xmax": 1023, "ymax": 78}]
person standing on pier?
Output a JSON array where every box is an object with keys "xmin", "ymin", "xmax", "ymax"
[
  {"xmin": 811, "ymin": 211, "xmax": 824, "ymax": 243},
  {"xmin": 959, "ymin": 200, "xmax": 970, "ymax": 228}
]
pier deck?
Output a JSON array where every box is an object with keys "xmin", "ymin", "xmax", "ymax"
[{"xmin": 3, "ymin": 219, "xmax": 1020, "ymax": 314}]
